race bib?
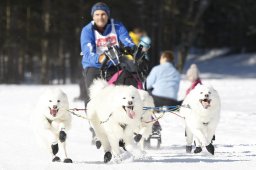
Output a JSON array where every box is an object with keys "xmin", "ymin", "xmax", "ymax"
[{"xmin": 96, "ymin": 36, "xmax": 117, "ymax": 47}]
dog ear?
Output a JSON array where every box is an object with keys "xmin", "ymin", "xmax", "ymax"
[
  {"xmin": 209, "ymin": 86, "xmax": 215, "ymax": 90},
  {"xmin": 128, "ymin": 85, "xmax": 136, "ymax": 90},
  {"xmin": 194, "ymin": 84, "xmax": 202, "ymax": 89},
  {"xmin": 205, "ymin": 84, "xmax": 216, "ymax": 92}
]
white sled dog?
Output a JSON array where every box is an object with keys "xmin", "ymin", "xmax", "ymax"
[
  {"xmin": 135, "ymin": 89, "xmax": 155, "ymax": 151},
  {"xmin": 180, "ymin": 84, "xmax": 221, "ymax": 155},
  {"xmin": 87, "ymin": 79, "xmax": 143, "ymax": 163},
  {"xmin": 31, "ymin": 88, "xmax": 72, "ymax": 163}
]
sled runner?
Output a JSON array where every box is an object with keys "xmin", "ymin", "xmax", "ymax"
[{"xmin": 145, "ymin": 122, "xmax": 162, "ymax": 149}]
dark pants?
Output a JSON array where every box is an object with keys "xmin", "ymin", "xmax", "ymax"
[
  {"xmin": 83, "ymin": 67, "xmax": 101, "ymax": 108},
  {"xmin": 149, "ymin": 94, "xmax": 182, "ymax": 130},
  {"xmin": 83, "ymin": 67, "xmax": 117, "ymax": 108},
  {"xmin": 78, "ymin": 77, "xmax": 86, "ymax": 99},
  {"xmin": 151, "ymin": 94, "xmax": 182, "ymax": 107}
]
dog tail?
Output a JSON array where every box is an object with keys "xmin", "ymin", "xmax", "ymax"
[{"xmin": 89, "ymin": 78, "xmax": 109, "ymax": 99}]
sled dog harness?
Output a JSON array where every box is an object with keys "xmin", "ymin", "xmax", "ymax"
[{"xmin": 68, "ymin": 105, "xmax": 184, "ymax": 123}]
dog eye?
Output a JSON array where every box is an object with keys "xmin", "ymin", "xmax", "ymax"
[
  {"xmin": 123, "ymin": 97, "xmax": 126, "ymax": 99},
  {"xmin": 200, "ymin": 92, "xmax": 203, "ymax": 94},
  {"xmin": 209, "ymin": 92, "xmax": 211, "ymax": 94},
  {"xmin": 57, "ymin": 100, "xmax": 60, "ymax": 103},
  {"xmin": 49, "ymin": 100, "xmax": 52, "ymax": 102},
  {"xmin": 131, "ymin": 96, "xmax": 135, "ymax": 99}
]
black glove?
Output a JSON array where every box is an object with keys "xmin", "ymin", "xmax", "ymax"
[{"xmin": 124, "ymin": 46, "xmax": 137, "ymax": 55}]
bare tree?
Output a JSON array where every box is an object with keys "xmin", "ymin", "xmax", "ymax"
[
  {"xmin": 176, "ymin": 0, "xmax": 211, "ymax": 71},
  {"xmin": 41, "ymin": 0, "xmax": 50, "ymax": 84}
]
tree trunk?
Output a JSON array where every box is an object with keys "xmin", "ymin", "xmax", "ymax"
[
  {"xmin": 41, "ymin": 0, "xmax": 50, "ymax": 84},
  {"xmin": 5, "ymin": 0, "xmax": 11, "ymax": 83},
  {"xmin": 177, "ymin": 0, "xmax": 210, "ymax": 72},
  {"xmin": 59, "ymin": 39, "xmax": 64, "ymax": 84}
]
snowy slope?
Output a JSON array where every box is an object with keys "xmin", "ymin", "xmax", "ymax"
[
  {"xmin": 184, "ymin": 49, "xmax": 256, "ymax": 78},
  {"xmin": 0, "ymin": 52, "xmax": 256, "ymax": 170}
]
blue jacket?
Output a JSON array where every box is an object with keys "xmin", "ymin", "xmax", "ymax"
[
  {"xmin": 146, "ymin": 62, "xmax": 180, "ymax": 100},
  {"xmin": 80, "ymin": 19, "xmax": 135, "ymax": 69}
]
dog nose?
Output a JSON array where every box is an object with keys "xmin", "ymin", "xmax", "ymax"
[
  {"xmin": 205, "ymin": 94, "xmax": 209, "ymax": 98},
  {"xmin": 53, "ymin": 105, "xmax": 57, "ymax": 109},
  {"xmin": 128, "ymin": 101, "xmax": 133, "ymax": 105}
]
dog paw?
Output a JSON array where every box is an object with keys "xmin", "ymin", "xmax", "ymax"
[
  {"xmin": 206, "ymin": 143, "xmax": 215, "ymax": 155},
  {"xmin": 96, "ymin": 140, "xmax": 102, "ymax": 149},
  {"xmin": 211, "ymin": 135, "xmax": 216, "ymax": 143},
  {"xmin": 63, "ymin": 158, "xmax": 73, "ymax": 163},
  {"xmin": 134, "ymin": 134, "xmax": 142, "ymax": 142},
  {"xmin": 186, "ymin": 145, "xmax": 192, "ymax": 153},
  {"xmin": 51, "ymin": 143, "xmax": 59, "ymax": 155},
  {"xmin": 194, "ymin": 147, "xmax": 202, "ymax": 154},
  {"xmin": 52, "ymin": 156, "xmax": 61, "ymax": 162},
  {"xmin": 59, "ymin": 131, "xmax": 66, "ymax": 142},
  {"xmin": 104, "ymin": 151, "xmax": 112, "ymax": 163},
  {"xmin": 119, "ymin": 140, "xmax": 126, "ymax": 151}
]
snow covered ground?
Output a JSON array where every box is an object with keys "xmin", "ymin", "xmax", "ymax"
[{"xmin": 0, "ymin": 51, "xmax": 256, "ymax": 170}]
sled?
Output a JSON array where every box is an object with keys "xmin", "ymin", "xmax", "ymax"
[{"xmin": 145, "ymin": 122, "xmax": 162, "ymax": 149}]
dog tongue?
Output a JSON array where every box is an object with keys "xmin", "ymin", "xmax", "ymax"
[
  {"xmin": 50, "ymin": 109, "xmax": 58, "ymax": 117},
  {"xmin": 202, "ymin": 100, "xmax": 210, "ymax": 109},
  {"xmin": 126, "ymin": 108, "xmax": 135, "ymax": 119}
]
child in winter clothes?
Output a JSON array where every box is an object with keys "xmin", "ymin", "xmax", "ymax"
[{"xmin": 186, "ymin": 64, "xmax": 202, "ymax": 95}]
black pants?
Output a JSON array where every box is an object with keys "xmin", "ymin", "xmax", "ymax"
[
  {"xmin": 150, "ymin": 94, "xmax": 182, "ymax": 128},
  {"xmin": 83, "ymin": 67, "xmax": 117, "ymax": 108},
  {"xmin": 78, "ymin": 77, "xmax": 86, "ymax": 99},
  {"xmin": 83, "ymin": 67, "xmax": 101, "ymax": 108},
  {"xmin": 151, "ymin": 94, "xmax": 182, "ymax": 107}
]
